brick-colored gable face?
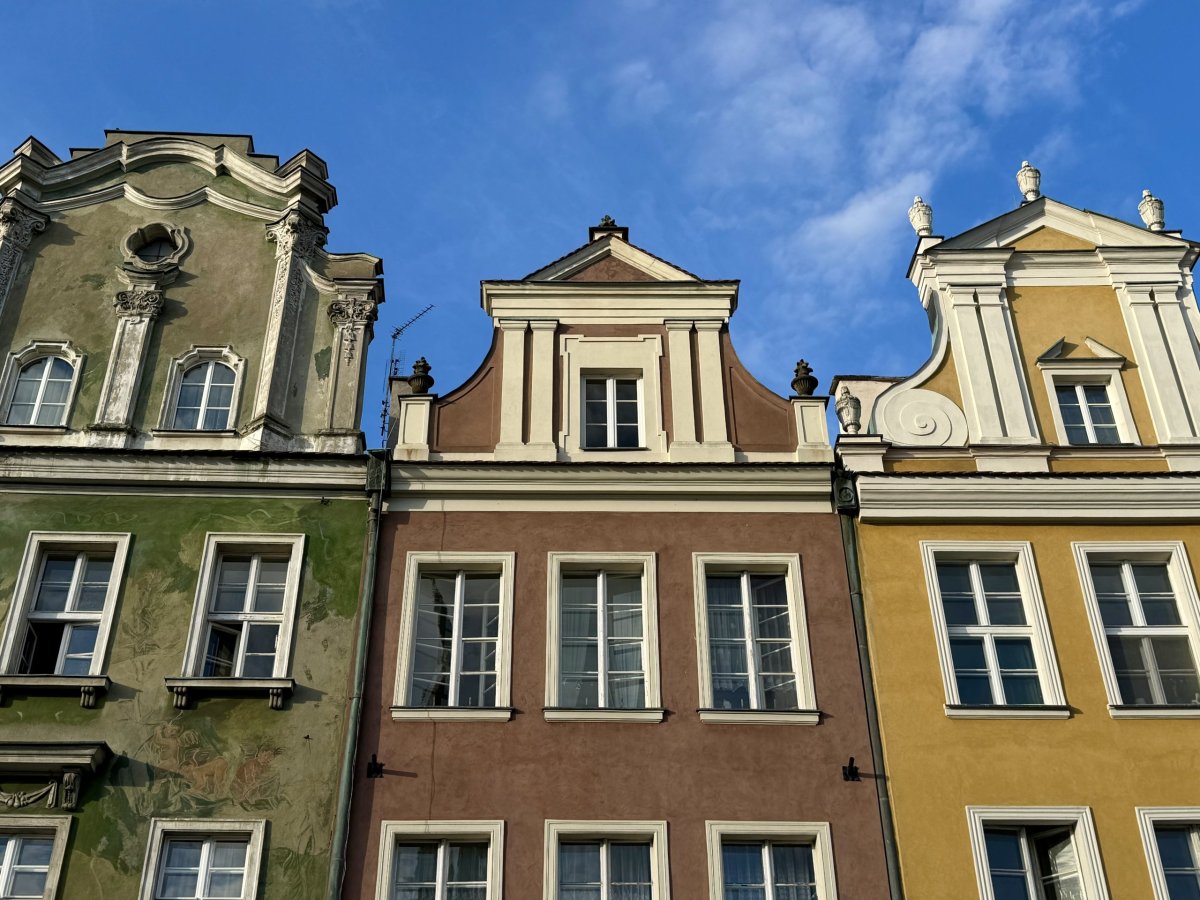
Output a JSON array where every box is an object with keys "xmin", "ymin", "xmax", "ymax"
[{"xmin": 564, "ymin": 254, "xmax": 658, "ymax": 282}]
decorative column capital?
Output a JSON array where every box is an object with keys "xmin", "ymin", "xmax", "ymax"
[
  {"xmin": 327, "ymin": 295, "xmax": 378, "ymax": 327},
  {"xmin": 0, "ymin": 195, "xmax": 48, "ymax": 250},
  {"xmin": 113, "ymin": 289, "xmax": 164, "ymax": 319},
  {"xmin": 267, "ymin": 209, "xmax": 327, "ymax": 260}
]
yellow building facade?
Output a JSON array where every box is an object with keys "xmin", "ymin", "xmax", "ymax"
[{"xmin": 836, "ymin": 168, "xmax": 1200, "ymax": 900}]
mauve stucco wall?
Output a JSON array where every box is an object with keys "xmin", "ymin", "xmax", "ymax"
[{"xmin": 345, "ymin": 509, "xmax": 890, "ymax": 899}]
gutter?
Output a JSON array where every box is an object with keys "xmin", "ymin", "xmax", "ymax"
[
  {"xmin": 835, "ymin": 470, "xmax": 905, "ymax": 900},
  {"xmin": 327, "ymin": 449, "xmax": 388, "ymax": 900}
]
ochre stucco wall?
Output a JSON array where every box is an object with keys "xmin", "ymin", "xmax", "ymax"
[
  {"xmin": 345, "ymin": 510, "xmax": 891, "ymax": 900},
  {"xmin": 857, "ymin": 519, "xmax": 1200, "ymax": 900},
  {"xmin": 0, "ymin": 491, "xmax": 367, "ymax": 899}
]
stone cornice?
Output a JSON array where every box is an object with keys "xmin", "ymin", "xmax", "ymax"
[
  {"xmin": 481, "ymin": 281, "xmax": 739, "ymax": 324},
  {"xmin": 856, "ymin": 472, "xmax": 1200, "ymax": 522}
]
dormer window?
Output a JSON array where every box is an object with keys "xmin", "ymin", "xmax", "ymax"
[
  {"xmin": 1055, "ymin": 383, "xmax": 1120, "ymax": 445},
  {"xmin": 174, "ymin": 361, "xmax": 236, "ymax": 431},
  {"xmin": 583, "ymin": 376, "xmax": 642, "ymax": 449}
]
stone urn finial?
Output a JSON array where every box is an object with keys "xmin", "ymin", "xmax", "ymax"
[
  {"xmin": 1017, "ymin": 160, "xmax": 1041, "ymax": 203},
  {"xmin": 908, "ymin": 196, "xmax": 933, "ymax": 237},
  {"xmin": 835, "ymin": 385, "xmax": 862, "ymax": 435},
  {"xmin": 407, "ymin": 357, "xmax": 435, "ymax": 394},
  {"xmin": 791, "ymin": 360, "xmax": 818, "ymax": 397},
  {"xmin": 1139, "ymin": 189, "xmax": 1165, "ymax": 232},
  {"xmin": 598, "ymin": 214, "xmax": 616, "ymax": 227}
]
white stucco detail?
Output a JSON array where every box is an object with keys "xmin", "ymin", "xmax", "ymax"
[{"xmin": 875, "ymin": 387, "xmax": 968, "ymax": 447}]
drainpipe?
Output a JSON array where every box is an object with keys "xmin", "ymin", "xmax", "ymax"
[
  {"xmin": 835, "ymin": 469, "xmax": 905, "ymax": 900},
  {"xmin": 327, "ymin": 449, "xmax": 387, "ymax": 900}
]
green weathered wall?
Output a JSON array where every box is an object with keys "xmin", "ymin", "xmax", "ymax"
[{"xmin": 0, "ymin": 491, "xmax": 366, "ymax": 899}]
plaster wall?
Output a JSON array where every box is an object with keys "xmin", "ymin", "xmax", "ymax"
[
  {"xmin": 857, "ymin": 519, "xmax": 1200, "ymax": 900},
  {"xmin": 346, "ymin": 509, "xmax": 890, "ymax": 899}
]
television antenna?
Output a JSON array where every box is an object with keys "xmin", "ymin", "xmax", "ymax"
[{"xmin": 380, "ymin": 304, "xmax": 434, "ymax": 440}]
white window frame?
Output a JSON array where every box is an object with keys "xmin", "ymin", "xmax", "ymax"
[
  {"xmin": 1039, "ymin": 359, "xmax": 1138, "ymax": 447},
  {"xmin": 1072, "ymin": 541, "xmax": 1200, "ymax": 718},
  {"xmin": 921, "ymin": 541, "xmax": 1068, "ymax": 718},
  {"xmin": 0, "ymin": 340, "xmax": 85, "ymax": 430},
  {"xmin": 137, "ymin": 818, "xmax": 266, "ymax": 900},
  {"xmin": 545, "ymin": 552, "xmax": 662, "ymax": 722},
  {"xmin": 1138, "ymin": 807, "xmax": 1200, "ymax": 900},
  {"xmin": 392, "ymin": 551, "xmax": 516, "ymax": 721},
  {"xmin": 692, "ymin": 553, "xmax": 817, "ymax": 724},
  {"xmin": 0, "ymin": 532, "xmax": 131, "ymax": 677},
  {"xmin": 375, "ymin": 820, "xmax": 504, "ymax": 900},
  {"xmin": 967, "ymin": 806, "xmax": 1109, "ymax": 900},
  {"xmin": 179, "ymin": 533, "xmax": 305, "ymax": 680},
  {"xmin": 0, "ymin": 815, "xmax": 71, "ymax": 900},
  {"xmin": 705, "ymin": 821, "xmax": 836, "ymax": 900},
  {"xmin": 544, "ymin": 820, "xmax": 669, "ymax": 900},
  {"xmin": 581, "ymin": 375, "xmax": 645, "ymax": 450},
  {"xmin": 157, "ymin": 346, "xmax": 245, "ymax": 432}
]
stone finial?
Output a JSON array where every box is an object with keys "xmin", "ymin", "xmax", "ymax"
[
  {"xmin": 835, "ymin": 385, "xmax": 862, "ymax": 435},
  {"xmin": 407, "ymin": 357, "xmax": 435, "ymax": 394},
  {"xmin": 1139, "ymin": 189, "xmax": 1165, "ymax": 232},
  {"xmin": 791, "ymin": 360, "xmax": 818, "ymax": 397},
  {"xmin": 907, "ymin": 196, "xmax": 933, "ymax": 237},
  {"xmin": 1017, "ymin": 160, "xmax": 1041, "ymax": 203},
  {"xmin": 598, "ymin": 215, "xmax": 616, "ymax": 227}
]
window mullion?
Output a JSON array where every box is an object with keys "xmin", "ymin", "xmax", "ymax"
[
  {"xmin": 762, "ymin": 841, "xmax": 775, "ymax": 900},
  {"xmin": 449, "ymin": 571, "xmax": 465, "ymax": 705},
  {"xmin": 741, "ymin": 571, "xmax": 761, "ymax": 710},
  {"xmin": 600, "ymin": 839, "xmax": 610, "ymax": 900},
  {"xmin": 246, "ymin": 554, "xmax": 261, "ymax": 617},
  {"xmin": 607, "ymin": 377, "xmax": 616, "ymax": 447},
  {"xmin": 67, "ymin": 551, "xmax": 87, "ymax": 613},
  {"xmin": 981, "ymin": 634, "xmax": 1006, "ymax": 704},
  {"xmin": 31, "ymin": 362, "xmax": 51, "ymax": 421},
  {"xmin": 1121, "ymin": 562, "xmax": 1147, "ymax": 627},
  {"xmin": 1016, "ymin": 829, "xmax": 1038, "ymax": 900},
  {"xmin": 0, "ymin": 831, "xmax": 14, "ymax": 894},
  {"xmin": 597, "ymin": 571, "xmax": 609, "ymax": 708},
  {"xmin": 199, "ymin": 362, "xmax": 215, "ymax": 425},
  {"xmin": 1076, "ymin": 384, "xmax": 1099, "ymax": 444},
  {"xmin": 437, "ymin": 839, "xmax": 448, "ymax": 900},
  {"xmin": 198, "ymin": 838, "xmax": 213, "ymax": 899}
]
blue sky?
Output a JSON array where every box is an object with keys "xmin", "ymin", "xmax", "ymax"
[{"xmin": 5, "ymin": 1, "xmax": 1195, "ymax": 443}]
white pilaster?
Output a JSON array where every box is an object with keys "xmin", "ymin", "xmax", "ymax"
[
  {"xmin": 90, "ymin": 290, "xmax": 164, "ymax": 445},
  {"xmin": 665, "ymin": 320, "xmax": 697, "ymax": 446},
  {"xmin": 494, "ymin": 319, "xmax": 537, "ymax": 460},
  {"xmin": 975, "ymin": 284, "xmax": 1039, "ymax": 442},
  {"xmin": 692, "ymin": 319, "xmax": 734, "ymax": 461},
  {"xmin": 523, "ymin": 320, "xmax": 558, "ymax": 459},
  {"xmin": 322, "ymin": 282, "xmax": 379, "ymax": 449}
]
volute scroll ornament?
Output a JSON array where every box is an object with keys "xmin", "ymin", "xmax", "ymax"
[
  {"xmin": 267, "ymin": 210, "xmax": 328, "ymax": 261},
  {"xmin": 328, "ymin": 296, "xmax": 378, "ymax": 327},
  {"xmin": 876, "ymin": 387, "xmax": 968, "ymax": 447},
  {"xmin": 0, "ymin": 196, "xmax": 49, "ymax": 250},
  {"xmin": 113, "ymin": 289, "xmax": 165, "ymax": 319}
]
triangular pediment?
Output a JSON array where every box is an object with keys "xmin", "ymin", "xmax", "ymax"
[
  {"xmin": 938, "ymin": 197, "xmax": 1192, "ymax": 252},
  {"xmin": 1038, "ymin": 336, "xmax": 1125, "ymax": 363},
  {"xmin": 524, "ymin": 233, "xmax": 699, "ymax": 282}
]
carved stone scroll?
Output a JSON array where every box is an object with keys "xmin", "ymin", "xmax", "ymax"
[
  {"xmin": 876, "ymin": 387, "xmax": 969, "ymax": 447},
  {"xmin": 0, "ymin": 194, "xmax": 49, "ymax": 319}
]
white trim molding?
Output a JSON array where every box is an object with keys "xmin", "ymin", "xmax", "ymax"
[
  {"xmin": 704, "ymin": 820, "xmax": 837, "ymax": 900},
  {"xmin": 1137, "ymin": 806, "xmax": 1200, "ymax": 900},
  {"xmin": 0, "ymin": 814, "xmax": 71, "ymax": 899},
  {"xmin": 375, "ymin": 820, "xmax": 504, "ymax": 900},
  {"xmin": 966, "ymin": 806, "xmax": 1110, "ymax": 900},
  {"xmin": 544, "ymin": 552, "xmax": 662, "ymax": 722},
  {"xmin": 1072, "ymin": 541, "xmax": 1200, "ymax": 717},
  {"xmin": 0, "ymin": 339, "xmax": 85, "ymax": 430},
  {"xmin": 156, "ymin": 345, "xmax": 246, "ymax": 433},
  {"xmin": 0, "ymin": 531, "xmax": 131, "ymax": 707},
  {"xmin": 543, "ymin": 820, "xmax": 670, "ymax": 900},
  {"xmin": 137, "ymin": 818, "xmax": 266, "ymax": 900},
  {"xmin": 692, "ymin": 553, "xmax": 819, "ymax": 724},
  {"xmin": 920, "ymin": 541, "xmax": 1068, "ymax": 718},
  {"xmin": 391, "ymin": 551, "xmax": 516, "ymax": 721}
]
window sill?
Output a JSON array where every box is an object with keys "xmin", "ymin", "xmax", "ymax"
[
  {"xmin": 151, "ymin": 429, "xmax": 239, "ymax": 438},
  {"xmin": 1109, "ymin": 704, "xmax": 1200, "ymax": 719},
  {"xmin": 945, "ymin": 704, "xmax": 1072, "ymax": 720},
  {"xmin": 164, "ymin": 676, "xmax": 294, "ymax": 710},
  {"xmin": 580, "ymin": 446, "xmax": 650, "ymax": 452},
  {"xmin": 698, "ymin": 708, "xmax": 821, "ymax": 725},
  {"xmin": 389, "ymin": 706, "xmax": 514, "ymax": 722},
  {"xmin": 0, "ymin": 425, "xmax": 70, "ymax": 434},
  {"xmin": 543, "ymin": 707, "xmax": 665, "ymax": 723},
  {"xmin": 0, "ymin": 675, "xmax": 110, "ymax": 708}
]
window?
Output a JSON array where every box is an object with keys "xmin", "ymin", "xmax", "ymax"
[
  {"xmin": 705, "ymin": 822, "xmax": 836, "ymax": 900},
  {"xmin": 138, "ymin": 819, "xmax": 265, "ymax": 900},
  {"xmin": 393, "ymin": 552, "xmax": 515, "ymax": 721},
  {"xmin": 1055, "ymin": 383, "xmax": 1119, "ymax": 445},
  {"xmin": 0, "ymin": 818, "xmax": 70, "ymax": 900},
  {"xmin": 180, "ymin": 534, "xmax": 304, "ymax": 681},
  {"xmin": 6, "ymin": 358, "xmax": 74, "ymax": 427},
  {"xmin": 967, "ymin": 808, "xmax": 1109, "ymax": 900},
  {"xmin": 0, "ymin": 533, "xmax": 130, "ymax": 680},
  {"xmin": 1137, "ymin": 808, "xmax": 1200, "ymax": 900},
  {"xmin": 544, "ymin": 821, "xmax": 669, "ymax": 900},
  {"xmin": 1073, "ymin": 543, "xmax": 1200, "ymax": 715},
  {"xmin": 158, "ymin": 347, "xmax": 244, "ymax": 434},
  {"xmin": 545, "ymin": 553, "xmax": 662, "ymax": 722},
  {"xmin": 692, "ymin": 554, "xmax": 817, "ymax": 724},
  {"xmin": 922, "ymin": 543, "xmax": 1067, "ymax": 717},
  {"xmin": 174, "ymin": 362, "xmax": 236, "ymax": 431},
  {"xmin": 375, "ymin": 821, "xmax": 504, "ymax": 900},
  {"xmin": 583, "ymin": 376, "xmax": 642, "ymax": 449},
  {"xmin": 136, "ymin": 238, "xmax": 177, "ymax": 264}
]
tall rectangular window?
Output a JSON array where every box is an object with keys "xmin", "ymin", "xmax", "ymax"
[
  {"xmin": 138, "ymin": 819, "xmax": 265, "ymax": 900},
  {"xmin": 983, "ymin": 826, "xmax": 1084, "ymax": 900},
  {"xmin": 560, "ymin": 570, "xmax": 645, "ymax": 709},
  {"xmin": 392, "ymin": 841, "xmax": 489, "ymax": 899},
  {"xmin": 0, "ymin": 833, "xmax": 56, "ymax": 898},
  {"xmin": 394, "ymin": 553, "xmax": 515, "ymax": 721},
  {"xmin": 693, "ymin": 555, "xmax": 816, "ymax": 724},
  {"xmin": 409, "ymin": 570, "xmax": 502, "ymax": 708},
  {"xmin": 922, "ymin": 543, "xmax": 1067, "ymax": 717},
  {"xmin": 1055, "ymin": 383, "xmax": 1120, "ymax": 445},
  {"xmin": 1088, "ymin": 560, "xmax": 1200, "ymax": 706},
  {"xmin": 583, "ymin": 377, "xmax": 641, "ymax": 449},
  {"xmin": 1153, "ymin": 826, "xmax": 1200, "ymax": 900},
  {"xmin": 721, "ymin": 842, "xmax": 817, "ymax": 900},
  {"xmin": 557, "ymin": 841, "xmax": 652, "ymax": 899}
]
